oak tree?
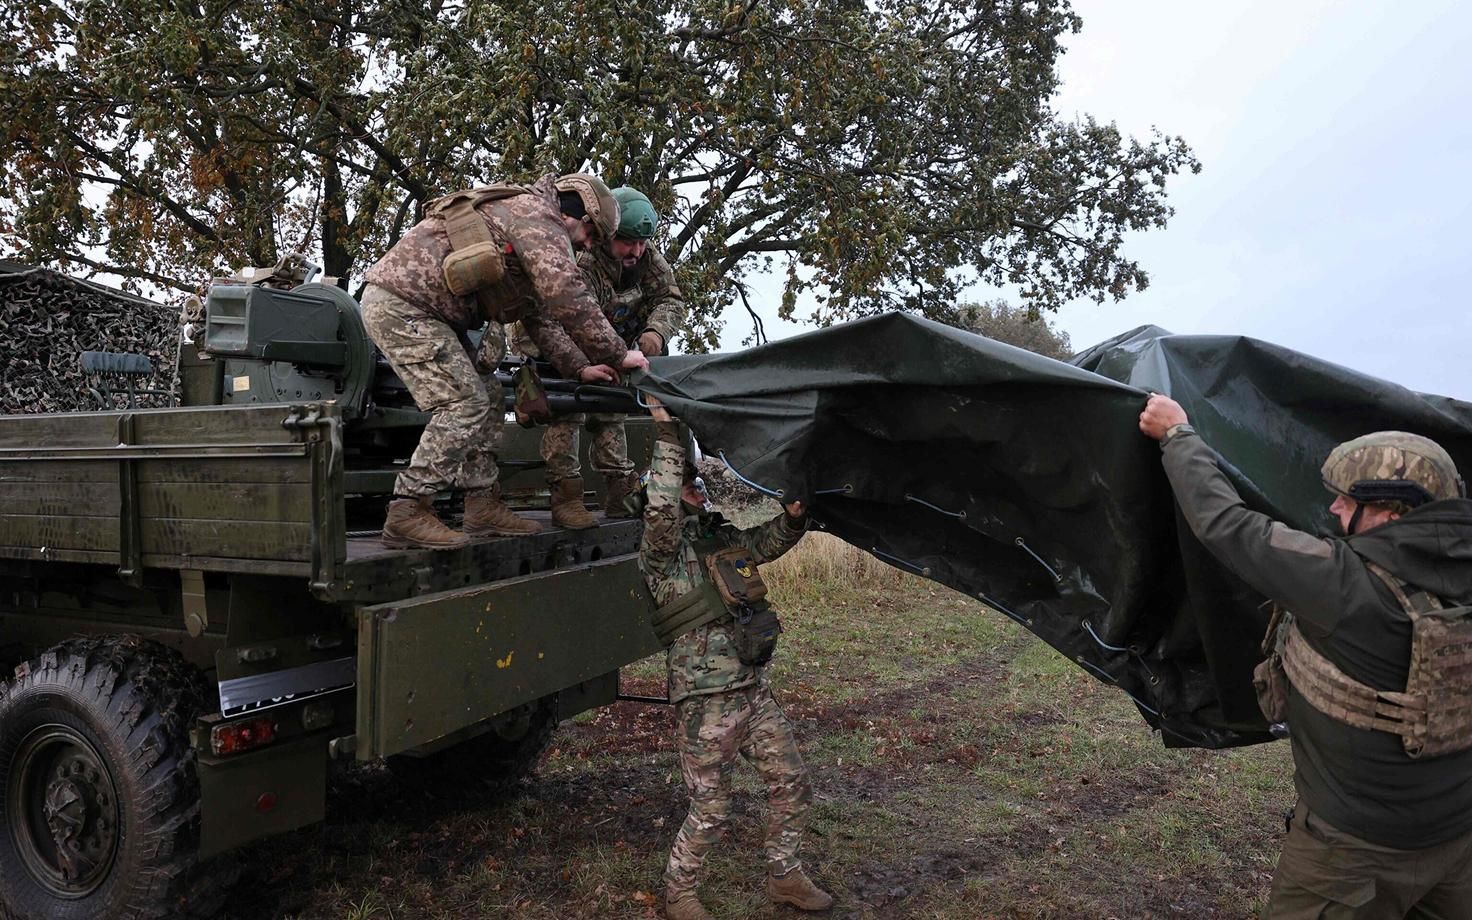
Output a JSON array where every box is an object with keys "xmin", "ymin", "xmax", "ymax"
[{"xmin": 1, "ymin": 0, "xmax": 1198, "ymax": 350}]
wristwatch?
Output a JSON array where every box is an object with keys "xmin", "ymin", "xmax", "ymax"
[{"xmin": 1160, "ymin": 423, "xmax": 1197, "ymax": 447}]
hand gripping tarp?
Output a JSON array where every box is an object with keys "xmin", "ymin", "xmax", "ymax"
[{"xmin": 635, "ymin": 315, "xmax": 1472, "ymax": 749}]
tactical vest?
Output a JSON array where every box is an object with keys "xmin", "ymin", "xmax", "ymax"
[
  {"xmin": 425, "ymin": 185, "xmax": 529, "ymax": 322},
  {"xmin": 1268, "ymin": 563, "xmax": 1472, "ymax": 758},
  {"xmin": 648, "ymin": 537, "xmax": 782, "ymax": 665}
]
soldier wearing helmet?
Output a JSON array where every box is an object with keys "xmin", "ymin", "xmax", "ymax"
[
  {"xmin": 359, "ymin": 173, "xmax": 649, "ymax": 549},
  {"xmin": 639, "ymin": 396, "xmax": 832, "ymax": 920},
  {"xmin": 1139, "ymin": 394, "xmax": 1472, "ymax": 919},
  {"xmin": 515, "ymin": 185, "xmax": 688, "ymax": 529}
]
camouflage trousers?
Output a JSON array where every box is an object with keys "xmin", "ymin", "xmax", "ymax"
[
  {"xmin": 664, "ymin": 682, "xmax": 813, "ymax": 896},
  {"xmin": 540, "ymin": 413, "xmax": 635, "ymax": 483},
  {"xmin": 1267, "ymin": 800, "xmax": 1472, "ymax": 919},
  {"xmin": 361, "ymin": 285, "xmax": 505, "ymax": 497}
]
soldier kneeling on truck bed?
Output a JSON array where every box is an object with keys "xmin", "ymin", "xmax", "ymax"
[
  {"xmin": 639, "ymin": 396, "xmax": 834, "ymax": 920},
  {"xmin": 361, "ymin": 173, "xmax": 649, "ymax": 549}
]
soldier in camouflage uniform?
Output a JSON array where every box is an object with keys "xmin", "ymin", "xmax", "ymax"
[
  {"xmin": 639, "ymin": 397, "xmax": 833, "ymax": 920},
  {"xmin": 1140, "ymin": 395, "xmax": 1472, "ymax": 919},
  {"xmin": 361, "ymin": 174, "xmax": 648, "ymax": 549},
  {"xmin": 519, "ymin": 186, "xmax": 686, "ymax": 529}
]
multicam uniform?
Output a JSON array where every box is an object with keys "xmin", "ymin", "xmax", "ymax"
[
  {"xmin": 638, "ymin": 422, "xmax": 812, "ymax": 898},
  {"xmin": 527, "ymin": 245, "xmax": 686, "ymax": 485},
  {"xmin": 361, "ymin": 176, "xmax": 627, "ymax": 497},
  {"xmin": 1159, "ymin": 429, "xmax": 1472, "ymax": 919}
]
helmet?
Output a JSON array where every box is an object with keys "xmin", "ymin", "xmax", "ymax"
[
  {"xmin": 554, "ymin": 174, "xmax": 620, "ymax": 241},
  {"xmin": 1321, "ymin": 431, "xmax": 1465, "ymax": 509},
  {"xmin": 611, "ymin": 186, "xmax": 658, "ymax": 239}
]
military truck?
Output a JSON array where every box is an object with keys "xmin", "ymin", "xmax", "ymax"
[{"xmin": 0, "ymin": 262, "xmax": 664, "ymax": 919}]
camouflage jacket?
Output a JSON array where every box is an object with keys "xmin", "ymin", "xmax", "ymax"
[
  {"xmin": 362, "ymin": 175, "xmax": 626, "ymax": 374},
  {"xmin": 517, "ymin": 243, "xmax": 685, "ymax": 373},
  {"xmin": 639, "ymin": 423, "xmax": 807, "ymax": 703}
]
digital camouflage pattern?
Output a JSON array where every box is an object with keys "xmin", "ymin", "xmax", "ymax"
[
  {"xmin": 639, "ymin": 423, "xmax": 813, "ymax": 897},
  {"xmin": 1321, "ymin": 431, "xmax": 1466, "ymax": 505},
  {"xmin": 580, "ymin": 243, "xmax": 685, "ymax": 350},
  {"xmin": 664, "ymin": 684, "xmax": 813, "ymax": 896},
  {"xmin": 363, "ymin": 174, "xmax": 626, "ymax": 377},
  {"xmin": 540, "ymin": 412, "xmax": 634, "ymax": 484},
  {"xmin": 361, "ymin": 285, "xmax": 503, "ymax": 496}
]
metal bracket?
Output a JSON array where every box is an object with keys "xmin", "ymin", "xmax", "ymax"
[{"xmin": 181, "ymin": 569, "xmax": 209, "ymax": 637}]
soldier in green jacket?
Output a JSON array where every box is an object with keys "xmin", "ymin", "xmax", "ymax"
[
  {"xmin": 1139, "ymin": 394, "xmax": 1472, "ymax": 919},
  {"xmin": 520, "ymin": 186, "xmax": 687, "ymax": 529},
  {"xmin": 639, "ymin": 397, "xmax": 833, "ymax": 920}
]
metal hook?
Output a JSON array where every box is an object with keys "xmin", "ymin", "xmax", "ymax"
[
  {"xmin": 904, "ymin": 493, "xmax": 967, "ymax": 520},
  {"xmin": 1013, "ymin": 537, "xmax": 1061, "ymax": 582}
]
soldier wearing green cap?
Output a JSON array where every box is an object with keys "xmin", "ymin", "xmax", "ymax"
[
  {"xmin": 519, "ymin": 185, "xmax": 688, "ymax": 529},
  {"xmin": 1139, "ymin": 394, "xmax": 1472, "ymax": 919}
]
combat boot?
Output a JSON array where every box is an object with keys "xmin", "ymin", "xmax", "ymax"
[
  {"xmin": 767, "ymin": 868, "xmax": 833, "ymax": 912},
  {"xmin": 463, "ymin": 486, "xmax": 543, "ymax": 537},
  {"xmin": 550, "ymin": 477, "xmax": 598, "ymax": 530},
  {"xmin": 602, "ymin": 472, "xmax": 641, "ymax": 519},
  {"xmin": 664, "ymin": 889, "xmax": 716, "ymax": 920},
  {"xmin": 381, "ymin": 497, "xmax": 471, "ymax": 550}
]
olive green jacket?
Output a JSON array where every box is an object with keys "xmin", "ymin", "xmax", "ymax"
[{"xmin": 1161, "ymin": 430, "xmax": 1472, "ymax": 848}]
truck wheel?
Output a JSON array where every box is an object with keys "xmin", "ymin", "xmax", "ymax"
[
  {"xmin": 386, "ymin": 693, "xmax": 559, "ymax": 794},
  {"xmin": 0, "ymin": 636, "xmax": 229, "ymax": 919}
]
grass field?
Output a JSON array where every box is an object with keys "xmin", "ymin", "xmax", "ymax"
[{"xmin": 220, "ymin": 530, "xmax": 1293, "ymax": 919}]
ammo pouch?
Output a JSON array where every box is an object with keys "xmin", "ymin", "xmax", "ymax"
[
  {"xmin": 513, "ymin": 363, "xmax": 552, "ymax": 428},
  {"xmin": 1253, "ymin": 604, "xmax": 1292, "ymax": 724},
  {"xmin": 704, "ymin": 545, "xmax": 780, "ymax": 666},
  {"xmin": 649, "ymin": 544, "xmax": 784, "ymax": 666},
  {"xmin": 1279, "ymin": 563, "xmax": 1472, "ymax": 758},
  {"xmin": 426, "ymin": 185, "xmax": 526, "ymax": 318},
  {"xmin": 729, "ymin": 603, "xmax": 783, "ymax": 667}
]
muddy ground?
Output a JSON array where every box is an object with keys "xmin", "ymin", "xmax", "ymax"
[{"xmin": 219, "ymin": 560, "xmax": 1291, "ymax": 920}]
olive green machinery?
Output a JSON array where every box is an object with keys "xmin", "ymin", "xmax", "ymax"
[{"xmin": 0, "ymin": 265, "xmax": 663, "ymax": 919}]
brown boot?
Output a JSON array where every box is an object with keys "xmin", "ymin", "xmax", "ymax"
[
  {"xmin": 602, "ymin": 472, "xmax": 641, "ymax": 518},
  {"xmin": 463, "ymin": 486, "xmax": 543, "ymax": 537},
  {"xmin": 549, "ymin": 477, "xmax": 597, "ymax": 530},
  {"xmin": 767, "ymin": 868, "xmax": 833, "ymax": 912},
  {"xmin": 381, "ymin": 497, "xmax": 470, "ymax": 550},
  {"xmin": 664, "ymin": 889, "xmax": 716, "ymax": 920}
]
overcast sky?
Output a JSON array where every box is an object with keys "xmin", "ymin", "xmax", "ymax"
[{"xmin": 717, "ymin": 0, "xmax": 1472, "ymax": 401}]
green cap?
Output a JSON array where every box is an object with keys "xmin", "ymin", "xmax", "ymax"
[{"xmin": 611, "ymin": 186, "xmax": 658, "ymax": 240}]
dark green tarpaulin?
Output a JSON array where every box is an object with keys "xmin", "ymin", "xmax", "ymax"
[{"xmin": 636, "ymin": 314, "xmax": 1472, "ymax": 749}]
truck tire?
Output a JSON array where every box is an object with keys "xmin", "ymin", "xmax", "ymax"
[
  {"xmin": 385, "ymin": 693, "xmax": 559, "ymax": 794},
  {"xmin": 0, "ymin": 636, "xmax": 231, "ymax": 920}
]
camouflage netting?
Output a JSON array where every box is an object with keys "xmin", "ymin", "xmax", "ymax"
[{"xmin": 0, "ymin": 265, "xmax": 181, "ymax": 414}]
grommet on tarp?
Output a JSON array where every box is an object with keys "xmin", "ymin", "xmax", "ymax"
[
  {"xmin": 871, "ymin": 547, "xmax": 931, "ymax": 577},
  {"xmin": 903, "ymin": 493, "xmax": 967, "ymax": 520},
  {"xmin": 717, "ymin": 450, "xmax": 785, "ymax": 499},
  {"xmin": 1013, "ymin": 536, "xmax": 1061, "ymax": 582}
]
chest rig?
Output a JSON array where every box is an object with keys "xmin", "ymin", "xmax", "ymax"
[
  {"xmin": 426, "ymin": 185, "xmax": 535, "ymax": 322},
  {"xmin": 649, "ymin": 528, "xmax": 784, "ymax": 666},
  {"xmin": 1256, "ymin": 563, "xmax": 1472, "ymax": 758}
]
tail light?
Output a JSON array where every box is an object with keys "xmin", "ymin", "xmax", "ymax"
[{"xmin": 211, "ymin": 717, "xmax": 277, "ymax": 756}]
